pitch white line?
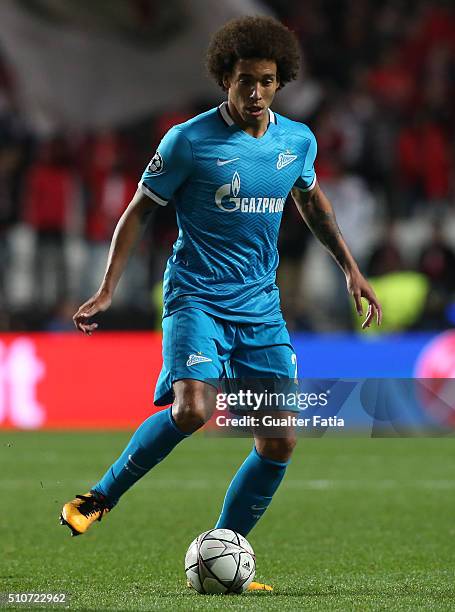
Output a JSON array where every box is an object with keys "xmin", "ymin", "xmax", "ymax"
[{"xmin": 1, "ymin": 479, "xmax": 455, "ymax": 490}]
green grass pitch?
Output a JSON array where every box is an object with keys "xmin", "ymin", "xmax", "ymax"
[{"xmin": 1, "ymin": 431, "xmax": 454, "ymax": 611}]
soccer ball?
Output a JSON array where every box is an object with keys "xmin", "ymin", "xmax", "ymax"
[{"xmin": 185, "ymin": 528, "xmax": 256, "ymax": 594}]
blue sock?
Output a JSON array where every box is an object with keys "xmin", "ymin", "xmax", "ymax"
[
  {"xmin": 215, "ymin": 446, "xmax": 289, "ymax": 536},
  {"xmin": 93, "ymin": 408, "xmax": 189, "ymax": 506}
]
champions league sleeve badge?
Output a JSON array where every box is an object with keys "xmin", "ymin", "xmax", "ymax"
[{"xmin": 148, "ymin": 151, "xmax": 164, "ymax": 174}]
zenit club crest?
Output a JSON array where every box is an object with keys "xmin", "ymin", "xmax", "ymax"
[
  {"xmin": 277, "ymin": 150, "xmax": 297, "ymax": 170},
  {"xmin": 186, "ymin": 353, "xmax": 213, "ymax": 367}
]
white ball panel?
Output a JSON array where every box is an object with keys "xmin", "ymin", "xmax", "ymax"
[
  {"xmin": 199, "ymin": 539, "xmax": 228, "ymax": 561},
  {"xmin": 205, "ymin": 528, "xmax": 239, "ymax": 543},
  {"xmin": 237, "ymin": 534, "xmax": 255, "ymax": 555},
  {"xmin": 184, "ymin": 540, "xmax": 199, "ymax": 570},
  {"xmin": 197, "ymin": 530, "xmax": 210, "ymax": 545},
  {"xmin": 236, "ymin": 552, "xmax": 255, "ymax": 583},
  {"xmin": 238, "ymin": 570, "xmax": 255, "ymax": 593},
  {"xmin": 185, "ymin": 566, "xmax": 203, "ymax": 593},
  {"xmin": 202, "ymin": 577, "xmax": 228, "ymax": 594},
  {"xmin": 205, "ymin": 554, "xmax": 239, "ymax": 582}
]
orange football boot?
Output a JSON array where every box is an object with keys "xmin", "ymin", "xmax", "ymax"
[{"xmin": 60, "ymin": 492, "xmax": 110, "ymax": 536}]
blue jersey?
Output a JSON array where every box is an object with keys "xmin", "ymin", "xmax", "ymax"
[{"xmin": 139, "ymin": 102, "xmax": 317, "ymax": 323}]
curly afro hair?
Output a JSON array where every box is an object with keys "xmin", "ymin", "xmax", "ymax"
[{"xmin": 206, "ymin": 16, "xmax": 300, "ymax": 91}]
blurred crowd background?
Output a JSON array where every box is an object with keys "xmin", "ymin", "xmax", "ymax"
[{"xmin": 0, "ymin": 0, "xmax": 453, "ymax": 333}]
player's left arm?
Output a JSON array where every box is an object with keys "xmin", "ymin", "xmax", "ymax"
[{"xmin": 291, "ymin": 183, "xmax": 382, "ymax": 329}]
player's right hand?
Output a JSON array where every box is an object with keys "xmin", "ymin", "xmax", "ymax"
[{"xmin": 73, "ymin": 290, "xmax": 112, "ymax": 335}]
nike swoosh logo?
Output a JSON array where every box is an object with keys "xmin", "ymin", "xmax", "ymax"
[
  {"xmin": 217, "ymin": 157, "xmax": 240, "ymax": 166},
  {"xmin": 251, "ymin": 505, "xmax": 267, "ymax": 511}
]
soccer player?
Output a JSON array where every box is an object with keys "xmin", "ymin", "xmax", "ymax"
[{"xmin": 60, "ymin": 16, "xmax": 382, "ymax": 590}]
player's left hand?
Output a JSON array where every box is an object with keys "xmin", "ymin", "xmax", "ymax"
[{"xmin": 346, "ymin": 269, "xmax": 382, "ymax": 329}]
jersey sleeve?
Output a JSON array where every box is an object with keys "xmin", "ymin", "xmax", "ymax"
[
  {"xmin": 139, "ymin": 127, "xmax": 193, "ymax": 206},
  {"xmin": 293, "ymin": 130, "xmax": 317, "ymax": 192}
]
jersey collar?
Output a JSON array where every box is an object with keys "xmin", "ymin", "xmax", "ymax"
[{"xmin": 217, "ymin": 101, "xmax": 277, "ymax": 128}]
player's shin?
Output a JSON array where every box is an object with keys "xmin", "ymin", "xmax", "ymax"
[
  {"xmin": 215, "ymin": 446, "xmax": 289, "ymax": 537},
  {"xmin": 93, "ymin": 407, "xmax": 190, "ymax": 505}
]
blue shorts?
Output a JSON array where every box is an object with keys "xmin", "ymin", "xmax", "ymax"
[{"xmin": 154, "ymin": 308, "xmax": 297, "ymax": 406}]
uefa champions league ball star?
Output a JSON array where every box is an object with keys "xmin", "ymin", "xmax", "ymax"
[{"xmin": 185, "ymin": 529, "xmax": 256, "ymax": 594}]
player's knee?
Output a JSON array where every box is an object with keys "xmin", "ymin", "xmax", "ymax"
[
  {"xmin": 172, "ymin": 402, "xmax": 209, "ymax": 432},
  {"xmin": 256, "ymin": 436, "xmax": 297, "ymax": 463},
  {"xmin": 172, "ymin": 381, "xmax": 215, "ymax": 433}
]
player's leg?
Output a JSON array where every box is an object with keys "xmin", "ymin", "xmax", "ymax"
[
  {"xmin": 60, "ymin": 380, "xmax": 217, "ymax": 536},
  {"xmin": 215, "ymin": 319, "xmax": 298, "ymax": 537},
  {"xmin": 214, "ymin": 427, "xmax": 296, "ymax": 593},
  {"xmin": 92, "ymin": 380, "xmax": 216, "ymax": 503},
  {"xmin": 60, "ymin": 308, "xmax": 226, "ymax": 536},
  {"xmin": 215, "ymin": 425, "xmax": 296, "ymax": 537},
  {"xmin": 92, "ymin": 379, "xmax": 216, "ymax": 501}
]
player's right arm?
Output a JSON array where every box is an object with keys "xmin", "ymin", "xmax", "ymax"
[
  {"xmin": 74, "ymin": 126, "xmax": 193, "ymax": 334},
  {"xmin": 73, "ymin": 190, "xmax": 158, "ymax": 334}
]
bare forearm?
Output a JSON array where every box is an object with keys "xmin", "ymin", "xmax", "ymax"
[
  {"xmin": 290, "ymin": 182, "xmax": 382, "ymax": 327},
  {"xmin": 101, "ymin": 189, "xmax": 156, "ymax": 296},
  {"xmin": 291, "ymin": 184, "xmax": 357, "ymax": 274}
]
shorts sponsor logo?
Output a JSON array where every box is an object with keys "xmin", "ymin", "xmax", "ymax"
[{"xmin": 186, "ymin": 353, "xmax": 213, "ymax": 367}]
